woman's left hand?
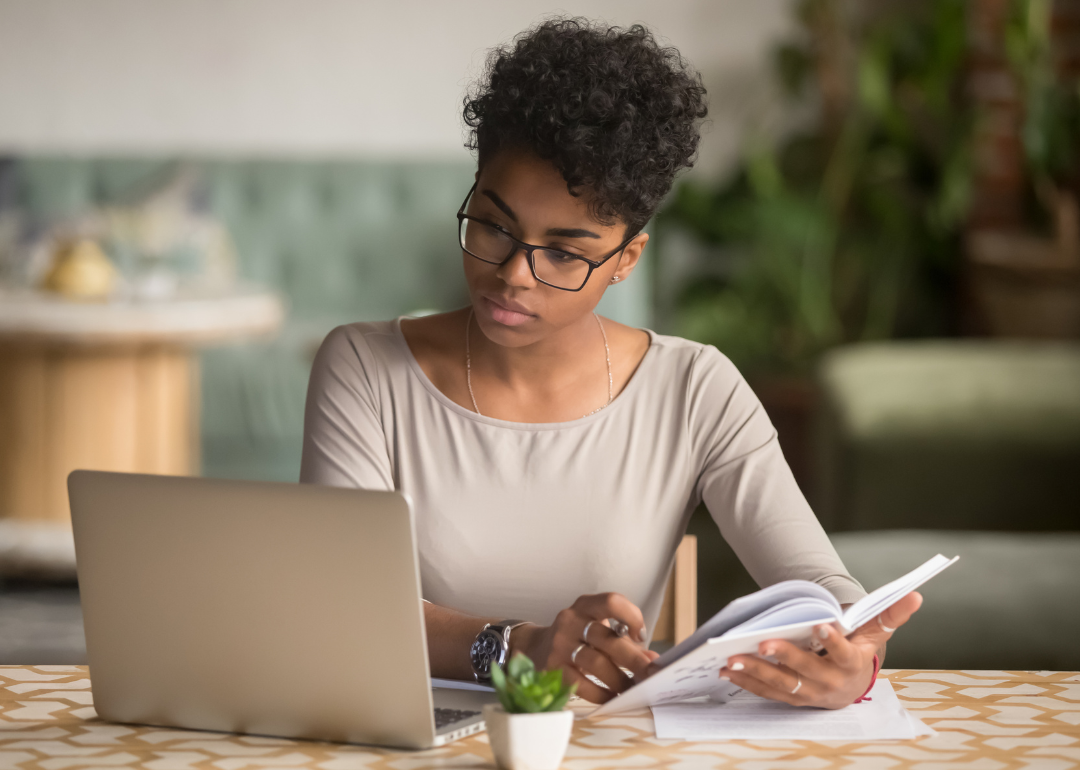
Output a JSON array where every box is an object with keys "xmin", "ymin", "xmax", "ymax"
[{"xmin": 717, "ymin": 591, "xmax": 923, "ymax": 709}]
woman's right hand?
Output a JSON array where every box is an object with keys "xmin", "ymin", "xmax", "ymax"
[{"xmin": 510, "ymin": 593, "xmax": 658, "ymax": 703}]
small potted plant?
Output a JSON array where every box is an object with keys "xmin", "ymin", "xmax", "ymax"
[{"xmin": 484, "ymin": 653, "xmax": 577, "ymax": 770}]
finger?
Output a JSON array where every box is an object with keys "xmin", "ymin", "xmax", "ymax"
[
  {"xmin": 817, "ymin": 624, "xmax": 862, "ymax": 669},
  {"xmin": 720, "ymin": 659, "xmax": 812, "ymax": 707},
  {"xmin": 572, "ymin": 644, "xmax": 632, "ymax": 694},
  {"xmin": 852, "ymin": 592, "xmax": 923, "ymax": 645},
  {"xmin": 582, "ymin": 622, "xmax": 653, "ymax": 679},
  {"xmin": 722, "ymin": 655, "xmax": 806, "ymax": 698},
  {"xmin": 572, "ymin": 593, "xmax": 648, "ymax": 643},
  {"xmin": 722, "ymin": 669, "xmax": 807, "ymax": 707},
  {"xmin": 563, "ymin": 667, "xmax": 614, "ymax": 704},
  {"xmin": 759, "ymin": 638, "xmax": 834, "ymax": 681}
]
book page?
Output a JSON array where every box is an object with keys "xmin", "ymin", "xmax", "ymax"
[
  {"xmin": 723, "ymin": 596, "xmax": 839, "ymax": 636},
  {"xmin": 841, "ymin": 554, "xmax": 959, "ymax": 632},
  {"xmin": 654, "ymin": 579, "xmax": 840, "ymax": 668}
]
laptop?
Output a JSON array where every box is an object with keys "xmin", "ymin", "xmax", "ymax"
[{"xmin": 68, "ymin": 470, "xmax": 496, "ymax": 749}]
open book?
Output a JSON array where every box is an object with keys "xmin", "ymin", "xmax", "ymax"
[{"xmin": 591, "ymin": 553, "xmax": 958, "ymax": 716}]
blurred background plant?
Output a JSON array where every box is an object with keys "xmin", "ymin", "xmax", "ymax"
[
  {"xmin": 659, "ymin": 0, "xmax": 973, "ymax": 377},
  {"xmin": 1007, "ymin": 0, "xmax": 1080, "ymax": 251}
]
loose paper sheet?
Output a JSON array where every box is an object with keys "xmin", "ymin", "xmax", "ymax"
[
  {"xmin": 651, "ymin": 678, "xmax": 933, "ymax": 741},
  {"xmin": 431, "ymin": 677, "xmax": 495, "ymax": 693}
]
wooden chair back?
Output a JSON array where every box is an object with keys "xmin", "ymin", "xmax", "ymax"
[{"xmin": 652, "ymin": 534, "xmax": 697, "ymax": 645}]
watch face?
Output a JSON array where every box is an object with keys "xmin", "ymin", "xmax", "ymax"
[{"xmin": 470, "ymin": 629, "xmax": 503, "ymax": 675}]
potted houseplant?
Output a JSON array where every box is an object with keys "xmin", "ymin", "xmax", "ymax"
[{"xmin": 484, "ymin": 654, "xmax": 577, "ymax": 770}]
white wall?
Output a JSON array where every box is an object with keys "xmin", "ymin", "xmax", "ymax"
[{"xmin": 0, "ymin": 0, "xmax": 794, "ymax": 178}]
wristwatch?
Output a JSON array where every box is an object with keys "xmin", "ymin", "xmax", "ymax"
[{"xmin": 470, "ymin": 619, "xmax": 527, "ymax": 683}]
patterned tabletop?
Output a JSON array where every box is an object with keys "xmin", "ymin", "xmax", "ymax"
[{"xmin": 1, "ymin": 667, "xmax": 1078, "ymax": 769}]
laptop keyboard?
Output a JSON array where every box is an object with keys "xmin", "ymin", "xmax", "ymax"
[{"xmin": 434, "ymin": 707, "xmax": 481, "ymax": 729}]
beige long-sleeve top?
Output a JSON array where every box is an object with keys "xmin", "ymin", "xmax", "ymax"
[{"xmin": 300, "ymin": 319, "xmax": 865, "ymax": 637}]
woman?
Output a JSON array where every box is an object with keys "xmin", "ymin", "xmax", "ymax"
[{"xmin": 301, "ymin": 18, "xmax": 921, "ymax": 707}]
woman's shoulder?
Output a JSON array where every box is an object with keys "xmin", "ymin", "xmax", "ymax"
[
  {"xmin": 318, "ymin": 319, "xmax": 401, "ymax": 357},
  {"xmin": 313, "ymin": 318, "xmax": 413, "ymax": 387},
  {"xmin": 636, "ymin": 330, "xmax": 761, "ymax": 421},
  {"xmin": 637, "ymin": 329, "xmax": 743, "ymax": 384}
]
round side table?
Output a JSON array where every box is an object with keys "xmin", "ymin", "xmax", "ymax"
[{"xmin": 0, "ymin": 287, "xmax": 283, "ymax": 576}]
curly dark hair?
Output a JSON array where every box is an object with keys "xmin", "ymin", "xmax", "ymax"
[{"xmin": 463, "ymin": 18, "xmax": 708, "ymax": 235}]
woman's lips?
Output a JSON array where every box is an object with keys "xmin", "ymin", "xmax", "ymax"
[{"xmin": 483, "ymin": 295, "xmax": 535, "ymax": 327}]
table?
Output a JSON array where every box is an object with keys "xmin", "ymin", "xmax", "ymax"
[
  {"xmin": 1, "ymin": 668, "xmax": 1077, "ymax": 768},
  {"xmin": 0, "ymin": 288, "xmax": 282, "ymax": 575}
]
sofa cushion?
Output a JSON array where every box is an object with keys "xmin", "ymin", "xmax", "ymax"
[{"xmin": 832, "ymin": 529, "xmax": 1080, "ymax": 670}]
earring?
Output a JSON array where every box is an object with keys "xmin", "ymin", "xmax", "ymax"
[{"xmin": 610, "ymin": 276, "xmax": 620, "ymax": 284}]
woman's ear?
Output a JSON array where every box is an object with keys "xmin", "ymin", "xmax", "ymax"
[{"xmin": 609, "ymin": 233, "xmax": 649, "ymax": 284}]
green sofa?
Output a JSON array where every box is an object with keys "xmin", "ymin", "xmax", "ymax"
[
  {"xmin": 6, "ymin": 157, "xmax": 653, "ymax": 483},
  {"xmin": 817, "ymin": 341, "xmax": 1080, "ymax": 669}
]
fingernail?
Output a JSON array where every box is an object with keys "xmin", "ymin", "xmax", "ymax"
[
  {"xmin": 719, "ymin": 675, "xmax": 729, "ymax": 681},
  {"xmin": 731, "ymin": 662, "xmax": 744, "ymax": 671},
  {"xmin": 639, "ymin": 626, "xmax": 647, "ymax": 642},
  {"xmin": 763, "ymin": 648, "xmax": 775, "ymax": 657},
  {"xmin": 818, "ymin": 626, "xmax": 829, "ymax": 640}
]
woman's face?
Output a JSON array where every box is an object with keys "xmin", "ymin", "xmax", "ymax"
[{"xmin": 462, "ymin": 149, "xmax": 647, "ymax": 348}]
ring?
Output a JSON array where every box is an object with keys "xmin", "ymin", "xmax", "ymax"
[
  {"xmin": 877, "ymin": 616, "xmax": 896, "ymax": 634},
  {"xmin": 791, "ymin": 677, "xmax": 802, "ymax": 695},
  {"xmin": 571, "ymin": 643, "xmax": 586, "ymax": 666},
  {"xmin": 582, "ymin": 620, "xmax": 597, "ymax": 643}
]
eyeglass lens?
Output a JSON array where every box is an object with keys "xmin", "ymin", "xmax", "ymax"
[{"xmin": 460, "ymin": 218, "xmax": 591, "ymax": 290}]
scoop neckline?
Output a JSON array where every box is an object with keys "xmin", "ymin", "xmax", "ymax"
[{"xmin": 393, "ymin": 315, "xmax": 657, "ymax": 431}]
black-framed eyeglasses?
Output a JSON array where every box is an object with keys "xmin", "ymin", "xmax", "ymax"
[{"xmin": 456, "ymin": 182, "xmax": 634, "ymax": 292}]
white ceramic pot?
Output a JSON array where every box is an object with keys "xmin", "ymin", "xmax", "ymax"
[{"xmin": 482, "ymin": 703, "xmax": 574, "ymax": 770}]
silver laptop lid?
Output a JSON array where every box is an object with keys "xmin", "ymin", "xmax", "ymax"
[{"xmin": 69, "ymin": 471, "xmax": 437, "ymax": 749}]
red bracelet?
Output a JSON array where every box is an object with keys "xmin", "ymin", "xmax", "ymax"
[{"xmin": 853, "ymin": 654, "xmax": 880, "ymax": 703}]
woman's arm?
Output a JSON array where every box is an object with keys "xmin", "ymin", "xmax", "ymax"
[
  {"xmin": 686, "ymin": 346, "xmax": 918, "ymax": 707},
  {"xmin": 423, "ymin": 601, "xmax": 502, "ymax": 680},
  {"xmin": 300, "ymin": 325, "xmax": 395, "ymax": 489}
]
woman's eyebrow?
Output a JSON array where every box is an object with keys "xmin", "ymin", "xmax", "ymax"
[
  {"xmin": 480, "ymin": 189, "xmax": 602, "ymax": 239},
  {"xmin": 481, "ymin": 190, "xmax": 517, "ymax": 222},
  {"xmin": 545, "ymin": 227, "xmax": 601, "ymax": 239}
]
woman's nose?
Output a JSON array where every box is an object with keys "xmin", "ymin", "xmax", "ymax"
[{"xmin": 496, "ymin": 247, "xmax": 536, "ymax": 287}]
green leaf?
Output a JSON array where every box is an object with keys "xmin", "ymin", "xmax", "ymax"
[
  {"xmin": 496, "ymin": 654, "xmax": 575, "ymax": 713},
  {"xmin": 507, "ymin": 654, "xmax": 534, "ymax": 680},
  {"xmin": 547, "ymin": 689, "xmax": 574, "ymax": 713},
  {"xmin": 489, "ymin": 663, "xmax": 514, "ymax": 712}
]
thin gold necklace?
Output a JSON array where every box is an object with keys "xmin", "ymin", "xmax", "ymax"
[{"xmin": 465, "ymin": 308, "xmax": 613, "ymax": 419}]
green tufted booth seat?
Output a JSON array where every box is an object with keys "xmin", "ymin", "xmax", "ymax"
[{"xmin": 6, "ymin": 157, "xmax": 653, "ymax": 484}]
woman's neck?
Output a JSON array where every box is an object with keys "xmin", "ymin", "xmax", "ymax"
[
  {"xmin": 402, "ymin": 306, "xmax": 649, "ymax": 423},
  {"xmin": 467, "ymin": 308, "xmax": 604, "ymax": 391}
]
